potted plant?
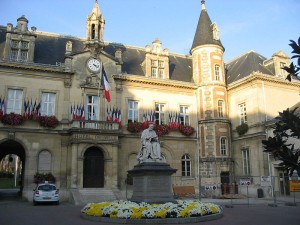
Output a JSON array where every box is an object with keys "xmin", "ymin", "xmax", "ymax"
[
  {"xmin": 38, "ymin": 116, "xmax": 59, "ymax": 128},
  {"xmin": 179, "ymin": 125, "xmax": 195, "ymax": 136},
  {"xmin": 1, "ymin": 113, "xmax": 24, "ymax": 126},
  {"xmin": 236, "ymin": 123, "xmax": 249, "ymax": 136}
]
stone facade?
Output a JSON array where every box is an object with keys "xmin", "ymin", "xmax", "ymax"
[{"xmin": 0, "ymin": 1, "xmax": 299, "ymax": 202}]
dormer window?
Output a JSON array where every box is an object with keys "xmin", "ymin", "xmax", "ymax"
[
  {"xmin": 212, "ymin": 23, "xmax": 220, "ymax": 41},
  {"xmin": 151, "ymin": 60, "xmax": 165, "ymax": 78},
  {"xmin": 144, "ymin": 39, "xmax": 169, "ymax": 79},
  {"xmin": 10, "ymin": 40, "xmax": 29, "ymax": 62},
  {"xmin": 3, "ymin": 15, "xmax": 36, "ymax": 63},
  {"xmin": 280, "ymin": 62, "xmax": 286, "ymax": 77}
]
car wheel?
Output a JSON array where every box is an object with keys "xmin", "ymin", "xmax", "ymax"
[
  {"xmin": 56, "ymin": 201, "xmax": 59, "ymax": 205},
  {"xmin": 33, "ymin": 200, "xmax": 37, "ymax": 206}
]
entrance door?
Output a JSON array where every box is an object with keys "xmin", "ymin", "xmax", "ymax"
[
  {"xmin": 220, "ymin": 172, "xmax": 230, "ymax": 195},
  {"xmin": 83, "ymin": 147, "xmax": 104, "ymax": 188}
]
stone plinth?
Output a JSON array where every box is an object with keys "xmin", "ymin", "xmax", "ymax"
[{"xmin": 128, "ymin": 162, "xmax": 177, "ymax": 204}]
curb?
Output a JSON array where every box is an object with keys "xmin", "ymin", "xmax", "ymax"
[{"xmin": 81, "ymin": 212, "xmax": 223, "ymax": 224}]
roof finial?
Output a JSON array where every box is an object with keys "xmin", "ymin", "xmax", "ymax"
[{"xmin": 201, "ymin": 0, "xmax": 206, "ymax": 10}]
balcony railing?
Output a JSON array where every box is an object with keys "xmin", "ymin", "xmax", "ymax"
[{"xmin": 71, "ymin": 120, "xmax": 120, "ymax": 130}]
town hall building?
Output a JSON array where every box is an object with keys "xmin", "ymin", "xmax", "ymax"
[{"xmin": 0, "ymin": 1, "xmax": 299, "ymax": 203}]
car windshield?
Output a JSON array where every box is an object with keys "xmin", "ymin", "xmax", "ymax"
[{"xmin": 38, "ymin": 185, "xmax": 56, "ymax": 191}]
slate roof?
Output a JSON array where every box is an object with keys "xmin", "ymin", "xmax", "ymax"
[
  {"xmin": 225, "ymin": 50, "xmax": 273, "ymax": 84},
  {"xmin": 0, "ymin": 25, "xmax": 193, "ymax": 83},
  {"xmin": 191, "ymin": 4, "xmax": 224, "ymax": 52}
]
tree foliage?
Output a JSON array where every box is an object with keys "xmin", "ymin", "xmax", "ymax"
[
  {"xmin": 262, "ymin": 107, "xmax": 300, "ymax": 176},
  {"xmin": 283, "ymin": 37, "xmax": 300, "ymax": 81}
]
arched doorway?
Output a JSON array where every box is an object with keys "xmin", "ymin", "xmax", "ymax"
[
  {"xmin": 0, "ymin": 140, "xmax": 26, "ymax": 198},
  {"xmin": 83, "ymin": 147, "xmax": 104, "ymax": 188}
]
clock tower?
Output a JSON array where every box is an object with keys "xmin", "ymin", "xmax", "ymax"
[{"xmin": 84, "ymin": 0, "xmax": 105, "ymax": 56}]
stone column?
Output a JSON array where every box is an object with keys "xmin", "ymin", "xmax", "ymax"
[{"xmin": 71, "ymin": 144, "xmax": 78, "ymax": 188}]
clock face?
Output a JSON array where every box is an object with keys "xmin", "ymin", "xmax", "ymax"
[{"xmin": 87, "ymin": 58, "xmax": 101, "ymax": 72}]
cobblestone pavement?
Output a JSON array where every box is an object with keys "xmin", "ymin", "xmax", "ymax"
[{"xmin": 0, "ymin": 193, "xmax": 299, "ymax": 225}]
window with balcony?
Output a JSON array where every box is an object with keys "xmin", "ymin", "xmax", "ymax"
[
  {"xmin": 181, "ymin": 154, "xmax": 191, "ymax": 177},
  {"xmin": 179, "ymin": 105, "xmax": 190, "ymax": 125},
  {"xmin": 7, "ymin": 89, "xmax": 23, "ymax": 114},
  {"xmin": 128, "ymin": 100, "xmax": 139, "ymax": 123},
  {"xmin": 155, "ymin": 103, "xmax": 165, "ymax": 125},
  {"xmin": 85, "ymin": 95, "xmax": 99, "ymax": 120},
  {"xmin": 41, "ymin": 92, "xmax": 56, "ymax": 116}
]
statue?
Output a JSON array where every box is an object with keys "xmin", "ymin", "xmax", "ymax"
[{"xmin": 137, "ymin": 122, "xmax": 163, "ymax": 163}]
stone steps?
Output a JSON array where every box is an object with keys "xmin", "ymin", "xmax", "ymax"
[{"xmin": 70, "ymin": 188, "xmax": 119, "ymax": 205}]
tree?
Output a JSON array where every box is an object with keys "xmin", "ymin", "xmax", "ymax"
[
  {"xmin": 282, "ymin": 37, "xmax": 300, "ymax": 81},
  {"xmin": 262, "ymin": 107, "xmax": 300, "ymax": 176}
]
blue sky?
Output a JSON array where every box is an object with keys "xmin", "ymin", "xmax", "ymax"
[{"xmin": 1, "ymin": 0, "xmax": 299, "ymax": 62}]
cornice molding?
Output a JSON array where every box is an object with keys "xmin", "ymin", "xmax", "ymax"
[
  {"xmin": 0, "ymin": 60, "xmax": 74, "ymax": 75},
  {"xmin": 228, "ymin": 71, "xmax": 300, "ymax": 90},
  {"xmin": 112, "ymin": 74, "xmax": 197, "ymax": 90}
]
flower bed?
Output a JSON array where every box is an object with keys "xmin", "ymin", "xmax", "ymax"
[{"xmin": 81, "ymin": 200, "xmax": 222, "ymax": 220}]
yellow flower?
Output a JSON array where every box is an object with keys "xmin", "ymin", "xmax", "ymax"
[
  {"xmin": 130, "ymin": 208, "xmax": 145, "ymax": 219},
  {"xmin": 155, "ymin": 209, "xmax": 167, "ymax": 218},
  {"xmin": 179, "ymin": 209, "xmax": 191, "ymax": 218},
  {"xmin": 83, "ymin": 202, "xmax": 111, "ymax": 216},
  {"xmin": 110, "ymin": 210, "xmax": 118, "ymax": 218}
]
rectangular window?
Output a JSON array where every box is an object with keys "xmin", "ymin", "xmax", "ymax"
[
  {"xmin": 181, "ymin": 155, "xmax": 191, "ymax": 177},
  {"xmin": 21, "ymin": 41, "xmax": 29, "ymax": 49},
  {"xmin": 280, "ymin": 62, "xmax": 286, "ymax": 76},
  {"xmin": 20, "ymin": 51, "xmax": 28, "ymax": 61},
  {"xmin": 158, "ymin": 68, "xmax": 164, "ymax": 78},
  {"xmin": 179, "ymin": 105, "xmax": 190, "ymax": 125},
  {"xmin": 155, "ymin": 103, "xmax": 165, "ymax": 125},
  {"xmin": 11, "ymin": 40, "xmax": 19, "ymax": 48},
  {"xmin": 151, "ymin": 60, "xmax": 158, "ymax": 66},
  {"xmin": 220, "ymin": 137, "xmax": 227, "ymax": 156},
  {"xmin": 85, "ymin": 95, "xmax": 99, "ymax": 120},
  {"xmin": 7, "ymin": 89, "xmax": 23, "ymax": 114},
  {"xmin": 9, "ymin": 40, "xmax": 29, "ymax": 61},
  {"xmin": 151, "ymin": 67, "xmax": 157, "ymax": 78},
  {"xmin": 128, "ymin": 100, "xmax": 139, "ymax": 123},
  {"xmin": 158, "ymin": 61, "xmax": 164, "ymax": 67},
  {"xmin": 215, "ymin": 65, "xmax": 220, "ymax": 81},
  {"xmin": 10, "ymin": 50, "xmax": 18, "ymax": 60},
  {"xmin": 41, "ymin": 92, "xmax": 56, "ymax": 116},
  {"xmin": 242, "ymin": 148, "xmax": 250, "ymax": 176},
  {"xmin": 238, "ymin": 102, "xmax": 247, "ymax": 124},
  {"xmin": 218, "ymin": 100, "xmax": 224, "ymax": 117}
]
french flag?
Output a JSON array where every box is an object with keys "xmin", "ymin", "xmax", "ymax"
[{"xmin": 101, "ymin": 64, "xmax": 110, "ymax": 102}]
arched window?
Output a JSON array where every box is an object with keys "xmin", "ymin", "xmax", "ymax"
[
  {"xmin": 38, "ymin": 150, "xmax": 52, "ymax": 172},
  {"xmin": 181, "ymin": 154, "xmax": 191, "ymax": 177},
  {"xmin": 215, "ymin": 64, "xmax": 221, "ymax": 81}
]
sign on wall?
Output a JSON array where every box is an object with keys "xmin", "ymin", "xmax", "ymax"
[{"xmin": 239, "ymin": 178, "xmax": 251, "ymax": 186}]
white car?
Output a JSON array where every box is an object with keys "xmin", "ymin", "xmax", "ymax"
[{"xmin": 33, "ymin": 182, "xmax": 59, "ymax": 205}]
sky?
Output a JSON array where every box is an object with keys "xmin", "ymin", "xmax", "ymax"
[{"xmin": 1, "ymin": 0, "xmax": 299, "ymax": 62}]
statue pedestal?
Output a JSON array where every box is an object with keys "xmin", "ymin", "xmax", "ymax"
[{"xmin": 128, "ymin": 162, "xmax": 177, "ymax": 204}]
